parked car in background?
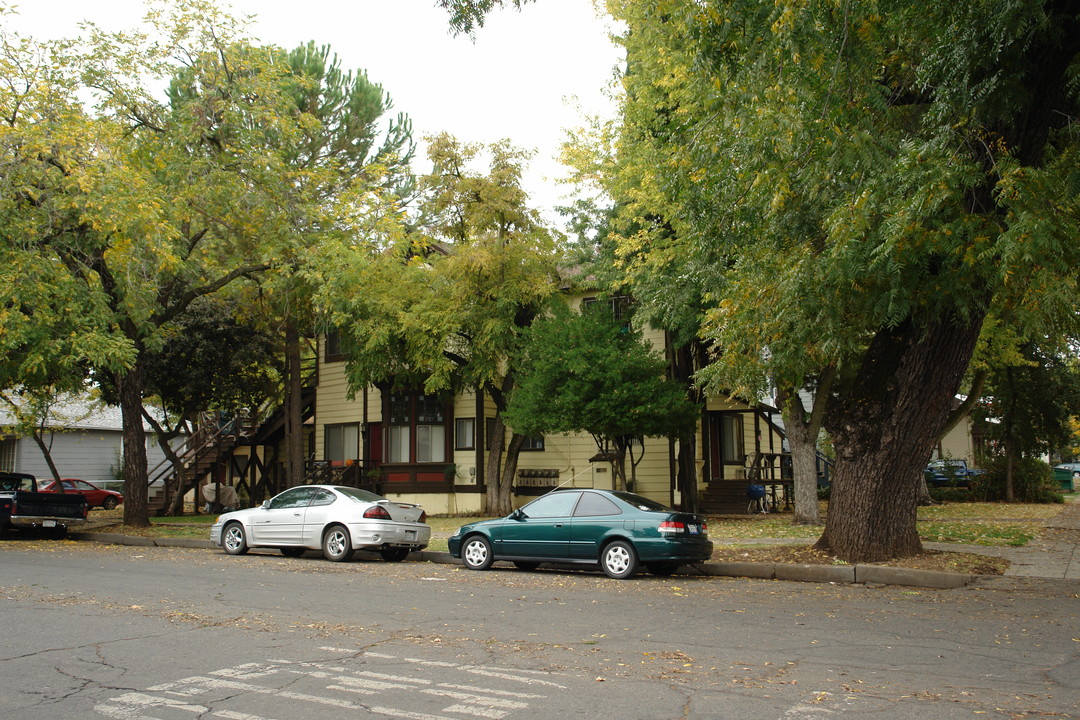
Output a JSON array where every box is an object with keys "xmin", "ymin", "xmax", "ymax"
[
  {"xmin": 38, "ymin": 478, "xmax": 124, "ymax": 510},
  {"xmin": 1052, "ymin": 463, "xmax": 1080, "ymax": 492},
  {"xmin": 210, "ymin": 485, "xmax": 430, "ymax": 562},
  {"xmin": 924, "ymin": 459, "xmax": 982, "ymax": 488},
  {"xmin": 448, "ymin": 488, "xmax": 713, "ymax": 579}
]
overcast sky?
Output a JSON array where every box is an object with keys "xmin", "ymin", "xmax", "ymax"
[{"xmin": 4, "ymin": 0, "xmax": 623, "ymax": 227}]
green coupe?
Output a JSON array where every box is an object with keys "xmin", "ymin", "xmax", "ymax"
[{"xmin": 448, "ymin": 488, "xmax": 713, "ymax": 578}]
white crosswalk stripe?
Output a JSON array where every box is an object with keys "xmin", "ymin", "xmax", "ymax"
[{"xmin": 95, "ymin": 650, "xmax": 559, "ymax": 720}]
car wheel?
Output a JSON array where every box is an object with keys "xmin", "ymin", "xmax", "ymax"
[
  {"xmin": 600, "ymin": 540, "xmax": 638, "ymax": 579},
  {"xmin": 322, "ymin": 525, "xmax": 353, "ymax": 562},
  {"xmin": 513, "ymin": 561, "xmax": 540, "ymax": 571},
  {"xmin": 222, "ymin": 522, "xmax": 249, "ymax": 555},
  {"xmin": 462, "ymin": 535, "xmax": 494, "ymax": 570},
  {"xmin": 102, "ymin": 497, "xmax": 118, "ymax": 510},
  {"xmin": 280, "ymin": 547, "xmax": 305, "ymax": 558},
  {"xmin": 647, "ymin": 562, "xmax": 679, "ymax": 577}
]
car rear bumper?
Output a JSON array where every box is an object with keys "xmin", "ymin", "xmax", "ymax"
[
  {"xmin": 633, "ymin": 536, "xmax": 714, "ymax": 563},
  {"xmin": 349, "ymin": 520, "xmax": 431, "ymax": 550},
  {"xmin": 11, "ymin": 516, "xmax": 87, "ymax": 528}
]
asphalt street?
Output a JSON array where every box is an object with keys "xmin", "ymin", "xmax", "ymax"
[{"xmin": 1, "ymin": 540, "xmax": 1077, "ymax": 720}]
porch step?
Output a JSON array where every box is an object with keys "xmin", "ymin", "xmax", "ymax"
[{"xmin": 699, "ymin": 481, "xmax": 754, "ymax": 515}]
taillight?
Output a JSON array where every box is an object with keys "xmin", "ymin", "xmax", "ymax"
[
  {"xmin": 363, "ymin": 505, "xmax": 392, "ymax": 520},
  {"xmin": 418, "ymin": 511, "xmax": 427, "ymax": 523},
  {"xmin": 658, "ymin": 521, "xmax": 685, "ymax": 534}
]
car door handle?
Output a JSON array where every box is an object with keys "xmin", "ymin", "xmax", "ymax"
[{"xmin": 553, "ymin": 523, "xmax": 564, "ymax": 528}]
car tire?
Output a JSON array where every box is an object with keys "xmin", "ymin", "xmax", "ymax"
[
  {"xmin": 462, "ymin": 535, "xmax": 494, "ymax": 570},
  {"xmin": 222, "ymin": 522, "xmax": 249, "ymax": 555},
  {"xmin": 102, "ymin": 497, "xmax": 118, "ymax": 510},
  {"xmin": 647, "ymin": 562, "xmax": 679, "ymax": 577},
  {"xmin": 600, "ymin": 540, "xmax": 638, "ymax": 579},
  {"xmin": 513, "ymin": 561, "xmax": 540, "ymax": 571},
  {"xmin": 322, "ymin": 525, "xmax": 353, "ymax": 562},
  {"xmin": 380, "ymin": 547, "xmax": 411, "ymax": 562},
  {"xmin": 280, "ymin": 547, "xmax": 305, "ymax": 558}
]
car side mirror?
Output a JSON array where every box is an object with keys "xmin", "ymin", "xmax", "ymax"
[
  {"xmin": 510, "ymin": 509, "xmax": 526, "ymax": 521},
  {"xmin": 260, "ymin": 500, "xmax": 271, "ymax": 509}
]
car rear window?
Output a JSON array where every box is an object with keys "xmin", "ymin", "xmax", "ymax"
[
  {"xmin": 611, "ymin": 491, "xmax": 673, "ymax": 512},
  {"xmin": 335, "ymin": 487, "xmax": 386, "ymax": 504}
]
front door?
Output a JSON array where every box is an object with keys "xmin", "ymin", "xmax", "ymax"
[
  {"xmin": 497, "ymin": 492, "xmax": 579, "ymax": 559},
  {"xmin": 251, "ymin": 486, "xmax": 316, "ymax": 545}
]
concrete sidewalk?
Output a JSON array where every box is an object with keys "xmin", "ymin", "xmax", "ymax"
[{"xmin": 926, "ymin": 495, "xmax": 1080, "ymax": 580}]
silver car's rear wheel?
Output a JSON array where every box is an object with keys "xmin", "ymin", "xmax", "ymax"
[
  {"xmin": 462, "ymin": 535, "xmax": 493, "ymax": 570},
  {"xmin": 600, "ymin": 540, "xmax": 638, "ymax": 579},
  {"xmin": 322, "ymin": 525, "xmax": 353, "ymax": 562},
  {"xmin": 222, "ymin": 522, "xmax": 249, "ymax": 555}
]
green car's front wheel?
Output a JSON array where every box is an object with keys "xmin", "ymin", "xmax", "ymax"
[{"xmin": 462, "ymin": 535, "xmax": 494, "ymax": 570}]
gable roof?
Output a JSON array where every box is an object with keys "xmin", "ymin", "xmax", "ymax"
[{"xmin": 0, "ymin": 394, "xmax": 163, "ymax": 433}]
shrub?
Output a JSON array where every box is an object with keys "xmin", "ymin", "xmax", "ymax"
[
  {"xmin": 970, "ymin": 456, "xmax": 1065, "ymax": 503},
  {"xmin": 928, "ymin": 487, "xmax": 974, "ymax": 503}
]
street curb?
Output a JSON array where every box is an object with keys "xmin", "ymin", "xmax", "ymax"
[{"xmin": 69, "ymin": 532, "xmax": 979, "ymax": 589}]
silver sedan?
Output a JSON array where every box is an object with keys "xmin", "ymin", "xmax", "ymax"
[{"xmin": 209, "ymin": 485, "xmax": 431, "ymax": 562}]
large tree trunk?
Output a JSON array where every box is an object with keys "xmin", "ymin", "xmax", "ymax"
[
  {"xmin": 500, "ymin": 433, "xmax": 526, "ymax": 506},
  {"xmin": 285, "ymin": 321, "xmax": 304, "ymax": 488},
  {"xmin": 118, "ymin": 362, "xmax": 151, "ymax": 527},
  {"xmin": 818, "ymin": 312, "xmax": 984, "ymax": 562},
  {"xmin": 776, "ymin": 372, "xmax": 833, "ymax": 526},
  {"xmin": 669, "ymin": 339, "xmax": 705, "ymax": 512},
  {"xmin": 677, "ymin": 433, "xmax": 699, "ymax": 513},
  {"xmin": 484, "ymin": 413, "xmax": 510, "ymax": 515},
  {"xmin": 484, "ymin": 374, "xmax": 517, "ymax": 516},
  {"xmin": 783, "ymin": 413, "xmax": 823, "ymax": 526}
]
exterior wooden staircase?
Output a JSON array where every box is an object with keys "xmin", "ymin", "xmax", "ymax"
[{"xmin": 146, "ymin": 412, "xmax": 254, "ymax": 515}]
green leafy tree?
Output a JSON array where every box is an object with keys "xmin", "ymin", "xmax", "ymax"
[
  {"xmin": 600, "ymin": 1, "xmax": 1080, "ymax": 561},
  {"xmin": 310, "ymin": 134, "xmax": 560, "ymax": 515},
  {"xmin": 0, "ymin": 2, "xmax": 342, "ymax": 525},
  {"xmin": 257, "ymin": 40, "xmax": 414, "ymax": 489},
  {"xmin": 972, "ymin": 343, "xmax": 1080, "ymax": 501},
  {"xmin": 436, "ymin": 0, "xmax": 536, "ymax": 35},
  {"xmin": 505, "ymin": 301, "xmax": 698, "ymax": 491}
]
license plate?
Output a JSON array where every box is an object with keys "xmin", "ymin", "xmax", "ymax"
[
  {"xmin": 43, "ymin": 520, "xmax": 56, "ymax": 528},
  {"xmin": 405, "ymin": 530, "xmax": 416, "ymax": 539},
  {"xmin": 688, "ymin": 524, "xmax": 700, "ymax": 535}
]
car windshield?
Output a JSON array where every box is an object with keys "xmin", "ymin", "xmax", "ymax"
[
  {"xmin": 610, "ymin": 491, "xmax": 674, "ymax": 512},
  {"xmin": 335, "ymin": 487, "xmax": 386, "ymax": 504}
]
